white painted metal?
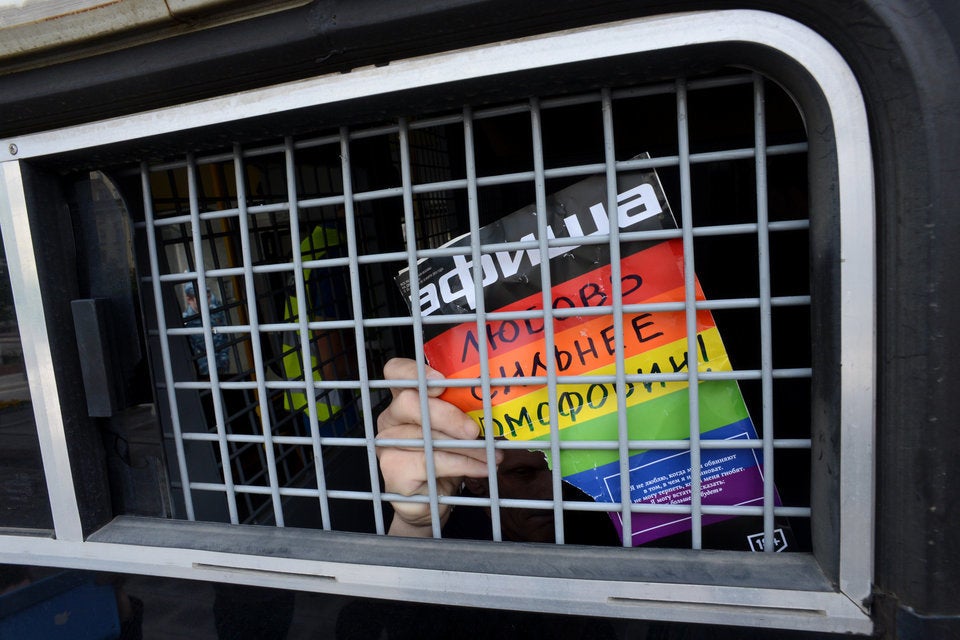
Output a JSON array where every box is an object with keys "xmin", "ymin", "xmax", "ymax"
[
  {"xmin": 0, "ymin": 532, "xmax": 873, "ymax": 635},
  {"xmin": 0, "ymin": 9, "xmax": 876, "ymax": 632}
]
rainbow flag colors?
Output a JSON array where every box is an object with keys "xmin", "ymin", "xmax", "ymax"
[
  {"xmin": 424, "ymin": 238, "xmax": 767, "ymax": 545},
  {"xmin": 400, "ymin": 169, "xmax": 768, "ymax": 546}
]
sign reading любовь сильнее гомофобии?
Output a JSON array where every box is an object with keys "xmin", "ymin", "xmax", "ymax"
[{"xmin": 397, "ymin": 162, "xmax": 777, "ymax": 547}]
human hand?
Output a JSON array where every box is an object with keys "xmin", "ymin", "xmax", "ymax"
[{"xmin": 376, "ymin": 357, "xmax": 502, "ymax": 536}]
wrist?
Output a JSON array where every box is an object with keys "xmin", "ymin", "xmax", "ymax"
[
  {"xmin": 387, "ymin": 517, "xmax": 435, "ymax": 538},
  {"xmin": 387, "ymin": 501, "xmax": 456, "ymax": 537}
]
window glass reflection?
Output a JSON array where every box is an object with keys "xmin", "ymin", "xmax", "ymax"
[{"xmin": 0, "ymin": 230, "xmax": 53, "ymax": 530}]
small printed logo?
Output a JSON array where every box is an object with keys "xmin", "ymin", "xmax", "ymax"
[{"xmin": 747, "ymin": 528, "xmax": 788, "ymax": 552}]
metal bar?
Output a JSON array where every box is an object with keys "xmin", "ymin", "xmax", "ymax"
[
  {"xmin": 140, "ymin": 162, "xmax": 197, "ymax": 522},
  {"xmin": 601, "ymin": 88, "xmax": 633, "ymax": 547},
  {"xmin": 285, "ymin": 144, "xmax": 334, "ymax": 531},
  {"xmin": 371, "ymin": 438, "xmax": 813, "ymax": 451},
  {"xmin": 398, "ymin": 116, "xmax": 444, "ymax": 538},
  {"xmin": 340, "ymin": 126, "xmax": 386, "ymax": 535},
  {"xmin": 358, "ymin": 368, "xmax": 813, "ymax": 392},
  {"xmin": 333, "ymin": 295, "xmax": 812, "ymax": 326},
  {"xmin": 186, "ymin": 153, "xmax": 241, "ymax": 525},
  {"xmin": 285, "ymin": 134, "xmax": 329, "ymax": 531},
  {"xmin": 379, "ymin": 493, "xmax": 811, "ymax": 519},
  {"xmin": 753, "ymin": 75, "xmax": 777, "ymax": 553},
  {"xmin": 676, "ymin": 79, "xmax": 702, "ymax": 549},
  {"xmin": 235, "ymin": 143, "xmax": 292, "ymax": 528},
  {"xmin": 529, "ymin": 97, "xmax": 565, "ymax": 544},
  {"xmin": 201, "ymin": 434, "xmax": 807, "ymax": 451},
  {"xmin": 149, "ymin": 217, "xmax": 796, "ymax": 276},
  {"xmin": 136, "ymin": 137, "xmax": 805, "ymax": 189},
  {"xmin": 463, "ymin": 105, "xmax": 503, "ymax": 540}
]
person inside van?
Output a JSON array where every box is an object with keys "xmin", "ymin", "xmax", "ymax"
[{"xmin": 376, "ymin": 357, "xmax": 619, "ymax": 545}]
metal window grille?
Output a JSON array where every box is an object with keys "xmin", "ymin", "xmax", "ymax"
[
  {"xmin": 0, "ymin": 11, "xmax": 876, "ymax": 633},
  {"xmin": 131, "ymin": 71, "xmax": 814, "ymax": 553}
]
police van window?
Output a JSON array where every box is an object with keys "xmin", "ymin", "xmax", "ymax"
[
  {"xmin": 115, "ymin": 71, "xmax": 813, "ymax": 553},
  {"xmin": 0, "ymin": 228, "xmax": 53, "ymax": 530}
]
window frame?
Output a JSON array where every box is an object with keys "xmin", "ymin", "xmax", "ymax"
[{"xmin": 0, "ymin": 10, "xmax": 875, "ymax": 634}]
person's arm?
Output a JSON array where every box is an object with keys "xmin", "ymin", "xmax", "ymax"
[{"xmin": 376, "ymin": 357, "xmax": 502, "ymax": 537}]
